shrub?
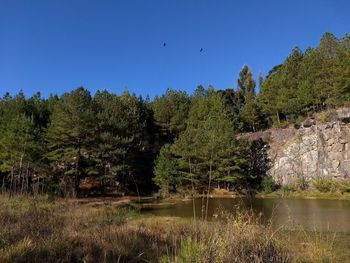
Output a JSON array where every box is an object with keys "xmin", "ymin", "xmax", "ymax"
[
  {"xmin": 311, "ymin": 179, "xmax": 335, "ymax": 192},
  {"xmin": 337, "ymin": 181, "xmax": 350, "ymax": 194},
  {"xmin": 273, "ymin": 121, "xmax": 291, "ymax": 129},
  {"xmin": 261, "ymin": 176, "xmax": 278, "ymax": 193},
  {"xmin": 281, "ymin": 185, "xmax": 295, "ymax": 193},
  {"xmin": 293, "ymin": 177, "xmax": 309, "ymax": 190},
  {"xmin": 293, "ymin": 116, "xmax": 306, "ymax": 129}
]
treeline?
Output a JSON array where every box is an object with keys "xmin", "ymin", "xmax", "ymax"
[
  {"xmin": 0, "ymin": 32, "xmax": 349, "ymax": 197},
  {"xmin": 0, "ymin": 89, "xmax": 158, "ymax": 197},
  {"xmin": 0, "ymin": 86, "xmax": 268, "ymax": 197},
  {"xmin": 257, "ymin": 32, "xmax": 350, "ymax": 125}
]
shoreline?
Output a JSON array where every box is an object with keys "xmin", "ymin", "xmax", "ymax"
[{"xmin": 255, "ymin": 190, "xmax": 350, "ymax": 200}]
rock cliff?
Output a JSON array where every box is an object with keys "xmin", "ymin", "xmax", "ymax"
[{"xmin": 244, "ymin": 108, "xmax": 350, "ymax": 186}]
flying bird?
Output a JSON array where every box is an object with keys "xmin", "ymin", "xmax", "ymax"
[
  {"xmin": 163, "ymin": 42, "xmax": 166, "ymax": 47},
  {"xmin": 200, "ymin": 48, "xmax": 203, "ymax": 52}
]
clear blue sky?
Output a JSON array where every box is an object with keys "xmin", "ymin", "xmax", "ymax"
[{"xmin": 0, "ymin": 0, "xmax": 349, "ymax": 98}]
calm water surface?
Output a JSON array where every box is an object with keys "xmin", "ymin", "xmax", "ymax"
[{"xmin": 141, "ymin": 198, "xmax": 350, "ymax": 232}]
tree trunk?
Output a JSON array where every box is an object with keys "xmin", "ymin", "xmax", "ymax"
[
  {"xmin": 10, "ymin": 166, "xmax": 14, "ymax": 197},
  {"xmin": 74, "ymin": 143, "xmax": 81, "ymax": 198},
  {"xmin": 19, "ymin": 153, "xmax": 24, "ymax": 194},
  {"xmin": 26, "ymin": 163, "xmax": 29, "ymax": 195},
  {"xmin": 205, "ymin": 158, "xmax": 213, "ymax": 221},
  {"xmin": 201, "ymin": 191, "xmax": 205, "ymax": 220},
  {"xmin": 189, "ymin": 159, "xmax": 196, "ymax": 224},
  {"xmin": 2, "ymin": 176, "xmax": 5, "ymax": 194},
  {"xmin": 21, "ymin": 175, "xmax": 24, "ymax": 194},
  {"xmin": 276, "ymin": 111, "xmax": 280, "ymax": 124}
]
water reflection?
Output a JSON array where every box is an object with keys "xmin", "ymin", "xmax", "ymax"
[{"xmin": 141, "ymin": 198, "xmax": 350, "ymax": 232}]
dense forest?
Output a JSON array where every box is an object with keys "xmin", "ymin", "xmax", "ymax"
[{"xmin": 0, "ymin": 32, "xmax": 349, "ymax": 197}]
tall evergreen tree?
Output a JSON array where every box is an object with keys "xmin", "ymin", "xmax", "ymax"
[
  {"xmin": 92, "ymin": 90, "xmax": 147, "ymax": 193},
  {"xmin": 152, "ymin": 88, "xmax": 190, "ymax": 139},
  {"xmin": 237, "ymin": 65, "xmax": 265, "ymax": 131},
  {"xmin": 153, "ymin": 144, "xmax": 180, "ymax": 197},
  {"xmin": 47, "ymin": 87, "xmax": 96, "ymax": 197}
]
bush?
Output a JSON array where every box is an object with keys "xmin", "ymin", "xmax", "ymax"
[
  {"xmin": 293, "ymin": 116, "xmax": 306, "ymax": 129},
  {"xmin": 311, "ymin": 179, "xmax": 336, "ymax": 192},
  {"xmin": 273, "ymin": 121, "xmax": 291, "ymax": 129},
  {"xmin": 281, "ymin": 185, "xmax": 295, "ymax": 193},
  {"xmin": 293, "ymin": 177, "xmax": 309, "ymax": 190},
  {"xmin": 338, "ymin": 182, "xmax": 350, "ymax": 193},
  {"xmin": 261, "ymin": 176, "xmax": 278, "ymax": 193}
]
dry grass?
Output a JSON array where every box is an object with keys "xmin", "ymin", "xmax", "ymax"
[
  {"xmin": 0, "ymin": 195, "xmax": 347, "ymax": 262},
  {"xmin": 257, "ymin": 189, "xmax": 350, "ymax": 200}
]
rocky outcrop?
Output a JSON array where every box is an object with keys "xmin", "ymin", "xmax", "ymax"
[{"xmin": 244, "ymin": 108, "xmax": 350, "ymax": 186}]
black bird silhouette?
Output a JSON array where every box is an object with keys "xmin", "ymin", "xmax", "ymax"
[
  {"xmin": 163, "ymin": 42, "xmax": 166, "ymax": 47},
  {"xmin": 200, "ymin": 48, "xmax": 203, "ymax": 52}
]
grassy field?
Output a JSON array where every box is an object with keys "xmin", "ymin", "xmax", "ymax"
[{"xmin": 0, "ymin": 195, "xmax": 349, "ymax": 262}]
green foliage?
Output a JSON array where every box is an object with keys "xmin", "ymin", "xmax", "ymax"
[
  {"xmin": 280, "ymin": 185, "xmax": 295, "ymax": 193},
  {"xmin": 153, "ymin": 144, "xmax": 180, "ymax": 196},
  {"xmin": 311, "ymin": 179, "xmax": 336, "ymax": 192},
  {"xmin": 311, "ymin": 179, "xmax": 350, "ymax": 193},
  {"xmin": 0, "ymin": 85, "xmax": 273, "ymax": 197},
  {"xmin": 258, "ymin": 32, "xmax": 350, "ymax": 125},
  {"xmin": 0, "ymin": 92, "xmax": 50, "ymax": 194},
  {"xmin": 171, "ymin": 90, "xmax": 261, "ymax": 194},
  {"xmin": 152, "ymin": 89, "xmax": 190, "ymax": 137},
  {"xmin": 237, "ymin": 65, "xmax": 267, "ymax": 132},
  {"xmin": 237, "ymin": 65, "xmax": 256, "ymax": 98},
  {"xmin": 338, "ymin": 181, "xmax": 350, "ymax": 194},
  {"xmin": 93, "ymin": 90, "xmax": 145, "ymax": 183},
  {"xmin": 47, "ymin": 87, "xmax": 96, "ymax": 197},
  {"xmin": 261, "ymin": 176, "xmax": 278, "ymax": 193},
  {"xmin": 293, "ymin": 177, "xmax": 309, "ymax": 191}
]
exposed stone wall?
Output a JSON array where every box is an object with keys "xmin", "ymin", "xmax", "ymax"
[{"xmin": 242, "ymin": 108, "xmax": 350, "ymax": 186}]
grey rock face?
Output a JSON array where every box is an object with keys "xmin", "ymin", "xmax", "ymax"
[{"xmin": 241, "ymin": 108, "xmax": 350, "ymax": 186}]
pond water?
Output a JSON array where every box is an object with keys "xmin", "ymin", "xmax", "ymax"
[{"xmin": 141, "ymin": 197, "xmax": 350, "ymax": 232}]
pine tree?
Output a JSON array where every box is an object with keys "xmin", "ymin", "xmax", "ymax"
[
  {"xmin": 0, "ymin": 115, "xmax": 37, "ymax": 194},
  {"xmin": 92, "ymin": 90, "xmax": 146, "ymax": 193},
  {"xmin": 47, "ymin": 87, "xmax": 96, "ymax": 197},
  {"xmin": 217, "ymin": 139, "xmax": 250, "ymax": 190},
  {"xmin": 237, "ymin": 65, "xmax": 265, "ymax": 131},
  {"xmin": 153, "ymin": 144, "xmax": 180, "ymax": 197},
  {"xmin": 237, "ymin": 65, "xmax": 255, "ymax": 100},
  {"xmin": 152, "ymin": 88, "xmax": 190, "ymax": 139},
  {"xmin": 0, "ymin": 91, "xmax": 48, "ymax": 195},
  {"xmin": 334, "ymin": 34, "xmax": 350, "ymax": 104},
  {"xmin": 174, "ymin": 91, "xmax": 238, "ymax": 219}
]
